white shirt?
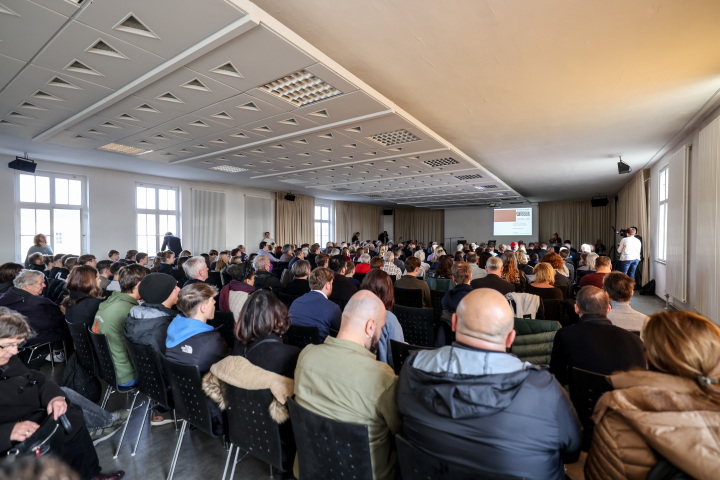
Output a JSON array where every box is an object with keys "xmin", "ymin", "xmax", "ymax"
[
  {"xmin": 617, "ymin": 235, "xmax": 641, "ymax": 261},
  {"xmin": 260, "ymin": 237, "xmax": 275, "ymax": 245}
]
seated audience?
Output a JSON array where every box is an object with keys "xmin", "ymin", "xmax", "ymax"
[
  {"xmin": 559, "ymin": 248, "xmax": 575, "ymax": 284},
  {"xmin": 369, "ymin": 256, "xmax": 384, "ymax": 270},
  {"xmin": 394, "ymin": 257, "xmax": 431, "ymax": 308},
  {"xmin": 470, "ymin": 256, "xmax": 515, "ymax": 295},
  {"xmin": 27, "ymin": 252, "xmax": 45, "ymax": 272},
  {"xmin": 212, "ymin": 251, "xmax": 229, "ymax": 274},
  {"xmin": 549, "ymin": 286, "xmax": 646, "ymax": 386},
  {"xmin": 0, "ymin": 262, "xmax": 23, "ymax": 293},
  {"xmin": 501, "ymin": 252, "xmax": 527, "ymax": 292},
  {"xmin": 288, "ymin": 248, "xmax": 304, "ymax": 270},
  {"xmin": 345, "ymin": 261, "xmax": 361, "ymax": 288},
  {"xmin": 92, "ymin": 264, "xmax": 148, "ymax": 387},
  {"xmin": 314, "ymin": 252, "xmax": 330, "ymax": 269},
  {"xmin": 77, "ymin": 254, "xmax": 97, "ymax": 267},
  {"xmin": 124, "ymin": 273, "xmax": 179, "ymax": 353},
  {"xmin": 525, "ymin": 263, "xmax": 564, "ymax": 301},
  {"xmin": 133, "ymin": 252, "xmax": 148, "ymax": 267},
  {"xmin": 517, "ymin": 250, "xmax": 534, "ymax": 275},
  {"xmin": 397, "ymin": 289, "xmax": 581, "ymax": 480},
  {"xmin": 359, "ymin": 270, "xmax": 405, "ymax": 366},
  {"xmin": 252, "ymin": 255, "xmax": 282, "ymax": 295},
  {"xmin": 294, "ymin": 291, "xmax": 400, "ymax": 480},
  {"xmin": 174, "ymin": 257, "xmax": 189, "ymax": 286},
  {"xmin": 466, "ymin": 252, "xmax": 484, "ymax": 280},
  {"xmin": 279, "ymin": 244, "xmax": 294, "ymax": 263},
  {"xmin": 413, "ymin": 250, "xmax": 431, "ymax": 278},
  {"xmin": 63, "ymin": 265, "xmax": 105, "ymax": 326},
  {"xmin": 108, "ymin": 250, "xmax": 120, "ymax": 262},
  {"xmin": 0, "ymin": 308, "xmax": 125, "ymax": 480},
  {"xmin": 441, "ymin": 261, "xmax": 472, "ymax": 314},
  {"xmin": 42, "ymin": 254, "xmax": 56, "ymax": 279},
  {"xmin": 96, "ymin": 260, "xmax": 112, "ymax": 290},
  {"xmin": 603, "ymin": 271, "xmax": 649, "ymax": 337},
  {"xmin": 219, "ymin": 263, "xmax": 255, "ymax": 320},
  {"xmin": 429, "ymin": 254, "xmax": 452, "ymax": 279},
  {"xmin": 575, "ymin": 252, "xmax": 597, "ymax": 283},
  {"xmin": 541, "ymin": 252, "xmax": 570, "ymax": 298},
  {"xmin": 578, "ymin": 255, "xmax": 612, "ymax": 288},
  {"xmin": 288, "ymin": 267, "xmax": 342, "ymax": 340},
  {"xmin": 156, "ymin": 251, "xmax": 176, "ymax": 275},
  {"xmin": 328, "ymin": 255, "xmax": 358, "ymax": 305},
  {"xmin": 585, "ymin": 310, "xmax": 720, "ymax": 480},
  {"xmin": 284, "ymin": 260, "xmax": 311, "ymax": 296},
  {"xmin": 182, "ymin": 256, "xmax": 209, "ymax": 287},
  {"xmin": 120, "ymin": 250, "xmax": 138, "ymax": 265},
  {"xmin": 48, "ymin": 253, "xmax": 65, "ymax": 280},
  {"xmin": 257, "ymin": 241, "xmax": 280, "ymax": 263},
  {"xmin": 105, "ymin": 261, "xmax": 124, "ymax": 292}
]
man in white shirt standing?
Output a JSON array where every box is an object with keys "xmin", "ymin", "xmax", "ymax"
[
  {"xmin": 616, "ymin": 227, "xmax": 641, "ymax": 279},
  {"xmin": 259, "ymin": 231, "xmax": 275, "ymax": 245}
]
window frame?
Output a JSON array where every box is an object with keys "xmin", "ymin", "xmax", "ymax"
[
  {"xmin": 314, "ymin": 203, "xmax": 333, "ymax": 246},
  {"xmin": 135, "ymin": 182, "xmax": 180, "ymax": 255},
  {"xmin": 657, "ymin": 165, "xmax": 669, "ymax": 263},
  {"xmin": 15, "ymin": 170, "xmax": 88, "ymax": 261}
]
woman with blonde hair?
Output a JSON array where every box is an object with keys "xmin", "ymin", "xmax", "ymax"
[
  {"xmin": 214, "ymin": 251, "xmax": 229, "ymax": 272},
  {"xmin": 525, "ymin": 263, "xmax": 563, "ymax": 301},
  {"xmin": 585, "ymin": 310, "xmax": 720, "ymax": 479}
]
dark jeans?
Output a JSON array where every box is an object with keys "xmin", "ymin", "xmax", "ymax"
[{"xmin": 616, "ymin": 259, "xmax": 639, "ymax": 279}]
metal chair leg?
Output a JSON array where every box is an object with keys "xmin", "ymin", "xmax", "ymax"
[
  {"xmin": 100, "ymin": 385, "xmax": 114, "ymax": 409},
  {"xmin": 269, "ymin": 465, "xmax": 273, "ymax": 478},
  {"xmin": 113, "ymin": 390, "xmax": 139, "ymax": 459},
  {"xmin": 173, "ymin": 409, "xmax": 178, "ymax": 431},
  {"xmin": 131, "ymin": 397, "xmax": 151, "ymax": 456},
  {"xmin": 222, "ymin": 444, "xmax": 235, "ymax": 480},
  {"xmin": 166, "ymin": 420, "xmax": 187, "ymax": 480},
  {"xmin": 229, "ymin": 445, "xmax": 241, "ymax": 480}
]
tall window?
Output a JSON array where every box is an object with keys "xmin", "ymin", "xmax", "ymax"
[
  {"xmin": 657, "ymin": 166, "xmax": 668, "ymax": 261},
  {"xmin": 314, "ymin": 204, "xmax": 331, "ymax": 246},
  {"xmin": 136, "ymin": 184, "xmax": 178, "ymax": 254},
  {"xmin": 18, "ymin": 173, "xmax": 86, "ymax": 259}
]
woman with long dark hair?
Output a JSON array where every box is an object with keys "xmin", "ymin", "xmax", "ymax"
[
  {"xmin": 63, "ymin": 266, "xmax": 105, "ymax": 326},
  {"xmin": 360, "ymin": 269, "xmax": 405, "ymax": 367}
]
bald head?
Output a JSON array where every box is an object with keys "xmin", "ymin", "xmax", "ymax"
[
  {"xmin": 454, "ymin": 289, "xmax": 515, "ymax": 349},
  {"xmin": 337, "ymin": 290, "xmax": 387, "ymax": 351}
]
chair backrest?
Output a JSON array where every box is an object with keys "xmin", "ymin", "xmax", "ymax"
[
  {"xmin": 285, "ymin": 325, "xmax": 321, "ymax": 350},
  {"xmin": 390, "ymin": 339, "xmax": 433, "ymax": 375},
  {"xmin": 395, "ymin": 434, "xmax": 523, "ymax": 480},
  {"xmin": 509, "ymin": 318, "xmax": 561, "ymax": 365},
  {"xmin": 393, "ymin": 304, "xmax": 435, "ymax": 347},
  {"xmin": 160, "ymin": 355, "xmax": 217, "ymax": 437},
  {"xmin": 277, "ymin": 292, "xmax": 301, "ymax": 308},
  {"xmin": 66, "ymin": 321, "xmax": 96, "ymax": 374},
  {"xmin": 206, "ymin": 271, "xmax": 223, "ymax": 288},
  {"xmin": 287, "ymin": 397, "xmax": 373, "ymax": 480},
  {"xmin": 353, "ymin": 272, "xmax": 367, "ymax": 283},
  {"xmin": 280, "ymin": 268, "xmax": 294, "ymax": 287},
  {"xmin": 430, "ymin": 289, "xmax": 445, "ymax": 324},
  {"xmin": 125, "ymin": 339, "xmax": 171, "ymax": 407},
  {"xmin": 88, "ymin": 330, "xmax": 118, "ymax": 387},
  {"xmin": 425, "ymin": 276, "xmax": 454, "ymax": 292},
  {"xmin": 539, "ymin": 298, "xmax": 561, "ymax": 322},
  {"xmin": 273, "ymin": 262, "xmax": 289, "ymax": 278},
  {"xmin": 394, "ymin": 287, "xmax": 424, "ymax": 308},
  {"xmin": 223, "ymin": 385, "xmax": 283, "ymax": 470},
  {"xmin": 208, "ymin": 311, "xmax": 236, "ymax": 349},
  {"xmin": 569, "ymin": 367, "xmax": 612, "ymax": 450}
]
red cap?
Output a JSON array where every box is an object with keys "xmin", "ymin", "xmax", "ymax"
[{"xmin": 510, "ymin": 242, "xmax": 518, "ymax": 248}]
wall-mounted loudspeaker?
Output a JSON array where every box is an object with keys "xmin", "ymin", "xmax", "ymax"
[
  {"xmin": 383, "ymin": 209, "xmax": 393, "ymax": 215},
  {"xmin": 591, "ymin": 197, "xmax": 609, "ymax": 207},
  {"xmin": 8, "ymin": 157, "xmax": 36, "ymax": 173},
  {"xmin": 284, "ymin": 194, "xmax": 295, "ymax": 201}
]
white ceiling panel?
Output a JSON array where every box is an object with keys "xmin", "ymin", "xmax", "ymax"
[
  {"xmin": 116, "ymin": 129, "xmax": 191, "ymax": 151},
  {"xmin": 47, "ymin": 129, "xmax": 111, "ymax": 149},
  {"xmin": 289, "ymin": 90, "xmax": 390, "ymax": 127},
  {"xmin": 29, "ymin": 0, "xmax": 80, "ymax": 18},
  {"xmin": 230, "ymin": 110, "xmax": 321, "ymax": 137},
  {"xmin": 32, "ymin": 21, "xmax": 164, "ymax": 90},
  {"xmin": 193, "ymin": 95, "xmax": 290, "ymax": 128},
  {"xmin": 132, "ymin": 68, "xmax": 242, "ymax": 111},
  {"xmin": 74, "ymin": 0, "xmax": 248, "ymax": 59},
  {"xmin": 97, "ymin": 95, "xmax": 188, "ymax": 128},
  {"xmin": 0, "ymin": 54, "xmax": 25, "ymax": 90},
  {"xmin": 70, "ymin": 115, "xmax": 148, "ymax": 138},
  {"xmin": 186, "ymin": 24, "xmax": 316, "ymax": 93},
  {"xmin": 0, "ymin": 0, "xmax": 68, "ymax": 62}
]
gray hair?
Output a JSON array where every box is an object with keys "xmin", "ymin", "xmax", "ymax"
[
  {"xmin": 253, "ymin": 254, "xmax": 269, "ymax": 271},
  {"xmin": 330, "ymin": 248, "xmax": 341, "ymax": 256},
  {"xmin": 586, "ymin": 253, "xmax": 599, "ymax": 271},
  {"xmin": 282, "ymin": 244, "xmax": 292, "ymax": 254},
  {"xmin": 414, "ymin": 250, "xmax": 426, "ymax": 262},
  {"xmin": 13, "ymin": 270, "xmax": 44, "ymax": 290},
  {"xmin": 383, "ymin": 251, "xmax": 394, "ymax": 262},
  {"xmin": 485, "ymin": 256, "xmax": 503, "ymax": 271},
  {"xmin": 0, "ymin": 306, "xmax": 35, "ymax": 339},
  {"xmin": 291, "ymin": 259, "xmax": 311, "ymax": 277},
  {"xmin": 457, "ymin": 244, "xmax": 465, "ymax": 252},
  {"xmin": 360, "ymin": 253, "xmax": 371, "ymax": 264},
  {"xmin": 301, "ymin": 247, "xmax": 309, "ymax": 256},
  {"xmin": 183, "ymin": 256, "xmax": 207, "ymax": 279}
]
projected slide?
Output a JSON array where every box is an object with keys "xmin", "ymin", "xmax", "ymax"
[{"xmin": 494, "ymin": 208, "xmax": 532, "ymax": 236}]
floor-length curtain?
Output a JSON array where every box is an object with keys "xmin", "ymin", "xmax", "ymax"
[
  {"xmin": 616, "ymin": 169, "xmax": 650, "ymax": 282},
  {"xmin": 394, "ymin": 208, "xmax": 444, "ymax": 244},
  {"xmin": 538, "ymin": 200, "xmax": 616, "ymax": 255},
  {"xmin": 192, "ymin": 189, "xmax": 226, "ymax": 254},
  {"xmin": 335, "ymin": 201, "xmax": 382, "ymax": 243},
  {"xmin": 275, "ymin": 192, "xmax": 314, "ymax": 246}
]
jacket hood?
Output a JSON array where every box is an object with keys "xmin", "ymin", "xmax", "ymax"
[
  {"xmin": 128, "ymin": 303, "xmax": 176, "ymax": 320},
  {"xmin": 0, "ymin": 288, "xmax": 26, "ymax": 307},
  {"xmin": 404, "ymin": 344, "xmax": 536, "ymax": 419},
  {"xmin": 165, "ymin": 314, "xmax": 214, "ymax": 348}
]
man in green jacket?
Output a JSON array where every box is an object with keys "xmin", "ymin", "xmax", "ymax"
[{"xmin": 93, "ymin": 264, "xmax": 148, "ymax": 386}]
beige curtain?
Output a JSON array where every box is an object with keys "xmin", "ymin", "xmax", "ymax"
[
  {"xmin": 616, "ymin": 169, "xmax": 650, "ymax": 282},
  {"xmin": 275, "ymin": 192, "xmax": 314, "ymax": 246},
  {"xmin": 539, "ymin": 200, "xmax": 616, "ymax": 255},
  {"xmin": 335, "ymin": 201, "xmax": 383, "ymax": 243},
  {"xmin": 394, "ymin": 208, "xmax": 444, "ymax": 244}
]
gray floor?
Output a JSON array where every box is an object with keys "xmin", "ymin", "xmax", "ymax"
[{"xmin": 628, "ymin": 292, "xmax": 668, "ymax": 316}]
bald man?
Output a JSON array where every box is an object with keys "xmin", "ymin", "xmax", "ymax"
[
  {"xmin": 293, "ymin": 291, "xmax": 400, "ymax": 480},
  {"xmin": 397, "ymin": 289, "xmax": 581, "ymax": 480}
]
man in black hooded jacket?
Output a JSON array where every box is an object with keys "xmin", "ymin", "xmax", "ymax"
[{"xmin": 397, "ymin": 288, "xmax": 581, "ymax": 480}]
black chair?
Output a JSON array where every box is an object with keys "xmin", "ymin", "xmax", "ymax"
[
  {"xmin": 394, "ymin": 287, "xmax": 424, "ymax": 308},
  {"xmin": 280, "ymin": 268, "xmax": 294, "ymax": 287},
  {"xmin": 393, "ymin": 304, "xmax": 435, "ymax": 347},
  {"xmin": 390, "ymin": 339, "xmax": 433, "ymax": 375},
  {"xmin": 207, "ymin": 271, "xmax": 223, "ymax": 289},
  {"xmin": 208, "ymin": 311, "xmax": 235, "ymax": 350},
  {"xmin": 287, "ymin": 397, "xmax": 373, "ymax": 480},
  {"xmin": 430, "ymin": 289, "xmax": 446, "ymax": 324},
  {"xmin": 277, "ymin": 292, "xmax": 301, "ymax": 308},
  {"xmin": 20, "ymin": 340, "xmax": 67, "ymax": 369},
  {"xmin": 160, "ymin": 356, "xmax": 225, "ymax": 480},
  {"xmin": 272, "ymin": 262, "xmax": 289, "ymax": 278},
  {"xmin": 125, "ymin": 339, "xmax": 177, "ymax": 456},
  {"xmin": 569, "ymin": 367, "xmax": 613, "ymax": 451},
  {"xmin": 540, "ymin": 299, "xmax": 561, "ymax": 322},
  {"xmin": 353, "ymin": 272, "xmax": 367, "ymax": 283},
  {"xmin": 66, "ymin": 320, "xmax": 96, "ymax": 374},
  {"xmin": 88, "ymin": 330, "xmax": 138, "ymax": 458},
  {"xmin": 285, "ymin": 325, "xmax": 321, "ymax": 350},
  {"xmin": 223, "ymin": 385, "xmax": 287, "ymax": 479},
  {"xmin": 396, "ymin": 434, "xmax": 523, "ymax": 480}
]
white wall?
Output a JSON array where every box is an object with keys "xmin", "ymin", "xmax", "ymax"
[
  {"xmin": 443, "ymin": 205, "xmax": 539, "ymax": 247},
  {"xmin": 1, "ymin": 155, "xmax": 274, "ymax": 262},
  {"xmin": 383, "ymin": 212, "xmax": 394, "ymax": 242}
]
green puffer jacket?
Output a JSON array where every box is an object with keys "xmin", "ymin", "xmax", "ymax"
[
  {"xmin": 92, "ymin": 291, "xmax": 138, "ymax": 384},
  {"xmin": 510, "ymin": 317, "xmax": 561, "ymax": 365}
]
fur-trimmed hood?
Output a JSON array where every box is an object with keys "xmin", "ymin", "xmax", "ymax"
[{"xmin": 202, "ymin": 355, "xmax": 294, "ymax": 423}]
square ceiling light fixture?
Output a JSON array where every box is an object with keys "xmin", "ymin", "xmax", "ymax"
[
  {"xmin": 261, "ymin": 70, "xmax": 342, "ymax": 107},
  {"xmin": 98, "ymin": 143, "xmax": 153, "ymax": 156},
  {"xmin": 367, "ymin": 129, "xmax": 421, "ymax": 146}
]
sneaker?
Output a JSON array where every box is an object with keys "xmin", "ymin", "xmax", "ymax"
[
  {"xmin": 44, "ymin": 351, "xmax": 65, "ymax": 363},
  {"xmin": 151, "ymin": 410, "xmax": 174, "ymax": 426},
  {"xmin": 90, "ymin": 424, "xmax": 122, "ymax": 446},
  {"xmin": 110, "ymin": 409, "xmax": 130, "ymax": 427}
]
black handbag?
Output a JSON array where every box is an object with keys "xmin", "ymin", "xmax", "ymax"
[{"xmin": 5, "ymin": 411, "xmax": 71, "ymax": 459}]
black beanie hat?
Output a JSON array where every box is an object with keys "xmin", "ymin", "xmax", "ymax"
[{"xmin": 139, "ymin": 273, "xmax": 177, "ymax": 304}]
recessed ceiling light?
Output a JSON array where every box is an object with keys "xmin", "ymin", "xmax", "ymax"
[
  {"xmin": 261, "ymin": 70, "xmax": 342, "ymax": 107},
  {"xmin": 210, "ymin": 165, "xmax": 248, "ymax": 173},
  {"xmin": 98, "ymin": 143, "xmax": 152, "ymax": 156}
]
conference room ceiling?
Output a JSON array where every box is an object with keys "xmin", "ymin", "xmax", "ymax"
[{"xmin": 2, "ymin": 0, "xmax": 720, "ymax": 206}]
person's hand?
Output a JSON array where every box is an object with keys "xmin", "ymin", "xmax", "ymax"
[
  {"xmin": 10, "ymin": 421, "xmax": 40, "ymax": 442},
  {"xmin": 47, "ymin": 396, "xmax": 67, "ymax": 420}
]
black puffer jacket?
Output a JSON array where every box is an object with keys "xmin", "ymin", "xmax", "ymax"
[
  {"xmin": 124, "ymin": 303, "xmax": 176, "ymax": 353},
  {"xmin": 65, "ymin": 292, "xmax": 104, "ymax": 326},
  {"xmin": 0, "ymin": 288, "xmax": 67, "ymax": 346}
]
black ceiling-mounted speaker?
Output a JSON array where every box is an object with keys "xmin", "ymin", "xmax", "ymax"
[
  {"xmin": 617, "ymin": 156, "xmax": 632, "ymax": 175},
  {"xmin": 8, "ymin": 157, "xmax": 36, "ymax": 173},
  {"xmin": 383, "ymin": 209, "xmax": 393, "ymax": 215},
  {"xmin": 591, "ymin": 196, "xmax": 609, "ymax": 207},
  {"xmin": 284, "ymin": 194, "xmax": 296, "ymax": 201}
]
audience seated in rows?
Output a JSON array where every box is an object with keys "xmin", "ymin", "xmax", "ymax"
[
  {"xmin": 0, "ymin": 262, "xmax": 23, "ymax": 294},
  {"xmin": 394, "ymin": 257, "xmax": 431, "ymax": 308},
  {"xmin": 219, "ymin": 263, "xmax": 255, "ymax": 320},
  {"xmin": 359, "ymin": 269, "xmax": 405, "ymax": 366},
  {"xmin": 64, "ymin": 265, "xmax": 105, "ymax": 326},
  {"xmin": 470, "ymin": 256, "xmax": 514, "ymax": 295},
  {"xmin": 441, "ymin": 261, "xmax": 472, "ymax": 314},
  {"xmin": 253, "ymin": 255, "xmax": 282, "ymax": 295},
  {"xmin": 288, "ymin": 267, "xmax": 342, "ymax": 340},
  {"xmin": 284, "ymin": 260, "xmax": 311, "ymax": 296},
  {"xmin": 525, "ymin": 262, "xmax": 564, "ymax": 301},
  {"xmin": 182, "ymin": 256, "xmax": 209, "ymax": 288},
  {"xmin": 603, "ymin": 271, "xmax": 649, "ymax": 337},
  {"xmin": 578, "ymin": 255, "xmax": 612, "ymax": 288},
  {"xmin": 327, "ymin": 255, "xmax": 357, "ymax": 305},
  {"xmin": 542, "ymin": 252, "xmax": 571, "ymax": 299}
]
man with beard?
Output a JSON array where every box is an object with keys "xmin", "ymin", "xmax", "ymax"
[{"xmin": 293, "ymin": 290, "xmax": 400, "ymax": 480}]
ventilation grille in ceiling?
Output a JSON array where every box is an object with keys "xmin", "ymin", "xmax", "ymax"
[
  {"xmin": 363, "ymin": 194, "xmax": 382, "ymax": 198},
  {"xmin": 455, "ymin": 174, "xmax": 483, "ymax": 181},
  {"xmin": 279, "ymin": 178, "xmax": 309, "ymax": 184},
  {"xmin": 491, "ymin": 192, "xmax": 509, "ymax": 197},
  {"xmin": 261, "ymin": 70, "xmax": 342, "ymax": 107},
  {"xmin": 332, "ymin": 187, "xmax": 352, "ymax": 192},
  {"xmin": 423, "ymin": 157, "xmax": 459, "ymax": 168},
  {"xmin": 156, "ymin": 92, "xmax": 182, "ymax": 103},
  {"xmin": 367, "ymin": 129, "xmax": 420, "ymax": 146},
  {"xmin": 210, "ymin": 165, "xmax": 247, "ymax": 173},
  {"xmin": 210, "ymin": 62, "xmax": 242, "ymax": 78},
  {"xmin": 113, "ymin": 14, "xmax": 158, "ymax": 39},
  {"xmin": 98, "ymin": 143, "xmax": 152, "ymax": 156},
  {"xmin": 65, "ymin": 59, "xmax": 101, "ymax": 76},
  {"xmin": 47, "ymin": 77, "xmax": 81, "ymax": 90},
  {"xmin": 32, "ymin": 90, "xmax": 63, "ymax": 101},
  {"xmin": 474, "ymin": 184, "xmax": 498, "ymax": 190},
  {"xmin": 182, "ymin": 79, "xmax": 210, "ymax": 92},
  {"xmin": 87, "ymin": 40, "xmax": 127, "ymax": 59}
]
